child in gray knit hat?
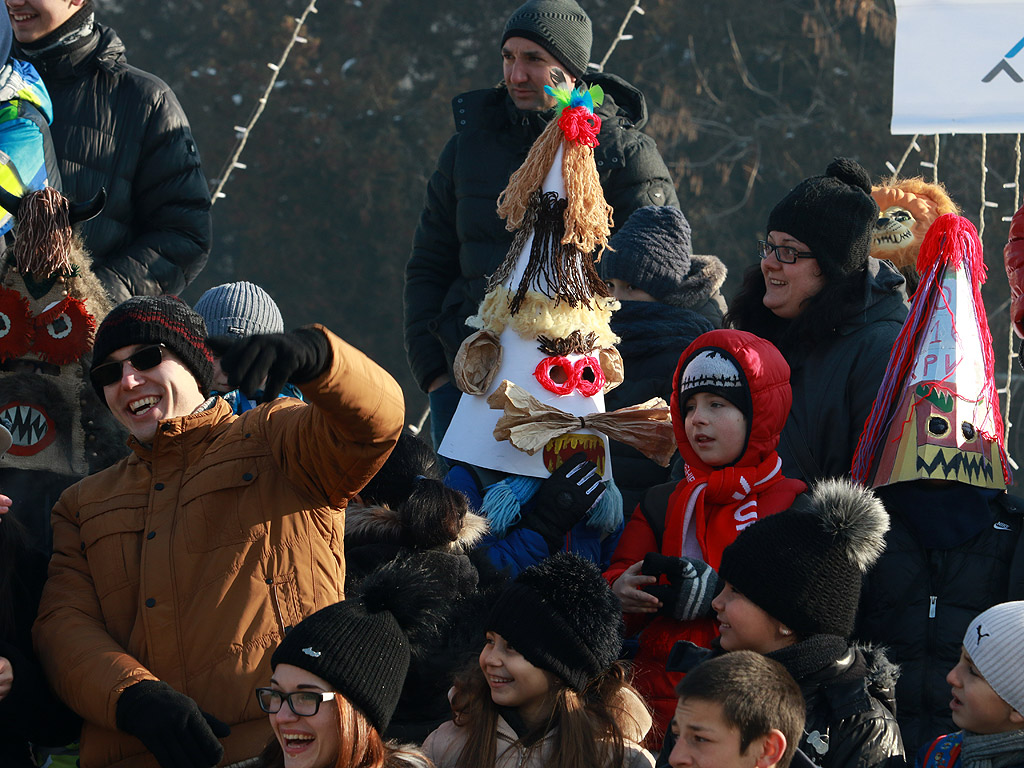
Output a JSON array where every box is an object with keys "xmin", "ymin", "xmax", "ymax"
[
  {"xmin": 917, "ymin": 602, "xmax": 1024, "ymax": 768},
  {"xmin": 598, "ymin": 206, "xmax": 718, "ymax": 512},
  {"xmin": 194, "ymin": 281, "xmax": 305, "ymax": 413}
]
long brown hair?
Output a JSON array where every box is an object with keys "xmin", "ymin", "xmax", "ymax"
[
  {"xmin": 259, "ymin": 693, "xmax": 431, "ymax": 768},
  {"xmin": 451, "ymin": 659, "xmax": 645, "ymax": 768}
]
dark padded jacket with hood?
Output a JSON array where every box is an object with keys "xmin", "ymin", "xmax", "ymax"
[
  {"xmin": 404, "ymin": 72, "xmax": 679, "ymax": 392},
  {"xmin": 17, "ymin": 24, "xmax": 211, "ymax": 303}
]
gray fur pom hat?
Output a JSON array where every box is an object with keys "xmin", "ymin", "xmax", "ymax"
[
  {"xmin": 766, "ymin": 157, "xmax": 878, "ymax": 281},
  {"xmin": 719, "ymin": 478, "xmax": 889, "ymax": 639},
  {"xmin": 600, "ymin": 206, "xmax": 693, "ymax": 307}
]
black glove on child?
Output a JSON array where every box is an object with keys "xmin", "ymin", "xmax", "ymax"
[
  {"xmin": 520, "ymin": 452, "xmax": 605, "ymax": 553},
  {"xmin": 217, "ymin": 327, "xmax": 332, "ymax": 402},
  {"xmin": 641, "ymin": 552, "xmax": 720, "ymax": 621},
  {"xmin": 116, "ymin": 680, "xmax": 230, "ymax": 768}
]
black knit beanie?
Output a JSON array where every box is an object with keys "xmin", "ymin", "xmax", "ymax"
[
  {"xmin": 502, "ymin": 0, "xmax": 592, "ymax": 79},
  {"xmin": 600, "ymin": 206, "xmax": 693, "ymax": 307},
  {"xmin": 676, "ymin": 345, "xmax": 752, "ymax": 425},
  {"xmin": 766, "ymin": 157, "xmax": 878, "ymax": 281},
  {"xmin": 487, "ymin": 552, "xmax": 622, "ymax": 691},
  {"xmin": 718, "ymin": 479, "xmax": 889, "ymax": 640},
  {"xmin": 270, "ymin": 556, "xmax": 453, "ymax": 733},
  {"xmin": 91, "ymin": 296, "xmax": 213, "ymax": 400}
]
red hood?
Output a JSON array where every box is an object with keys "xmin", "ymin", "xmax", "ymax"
[{"xmin": 671, "ymin": 329, "xmax": 792, "ymax": 472}]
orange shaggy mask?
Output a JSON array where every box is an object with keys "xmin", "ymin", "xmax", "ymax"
[{"xmin": 871, "ymin": 178, "xmax": 959, "ymax": 270}]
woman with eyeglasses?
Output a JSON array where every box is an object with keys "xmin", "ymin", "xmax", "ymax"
[
  {"xmin": 725, "ymin": 157, "xmax": 909, "ymax": 483},
  {"xmin": 255, "ymin": 556, "xmax": 437, "ymax": 768}
]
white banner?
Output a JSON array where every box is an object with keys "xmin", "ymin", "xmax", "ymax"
[{"xmin": 892, "ymin": 0, "xmax": 1024, "ymax": 135}]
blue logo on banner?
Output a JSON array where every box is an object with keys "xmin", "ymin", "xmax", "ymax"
[{"xmin": 984, "ymin": 36, "xmax": 1024, "ymax": 82}]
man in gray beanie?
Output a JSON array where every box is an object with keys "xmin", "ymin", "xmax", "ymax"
[{"xmin": 404, "ymin": 0, "xmax": 680, "ymax": 450}]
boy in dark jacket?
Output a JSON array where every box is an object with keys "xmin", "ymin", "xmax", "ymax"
[
  {"xmin": 598, "ymin": 206, "xmax": 716, "ymax": 512},
  {"xmin": 916, "ymin": 602, "xmax": 1024, "ymax": 768}
]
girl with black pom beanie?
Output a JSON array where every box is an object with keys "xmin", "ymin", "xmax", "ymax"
[{"xmin": 423, "ymin": 552, "xmax": 656, "ymax": 768}]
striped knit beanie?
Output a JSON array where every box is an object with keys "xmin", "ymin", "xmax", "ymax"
[
  {"xmin": 91, "ymin": 295, "xmax": 213, "ymax": 400},
  {"xmin": 600, "ymin": 206, "xmax": 693, "ymax": 306},
  {"xmin": 194, "ymin": 281, "xmax": 284, "ymax": 338},
  {"xmin": 502, "ymin": 0, "xmax": 592, "ymax": 79},
  {"xmin": 964, "ymin": 601, "xmax": 1024, "ymax": 715}
]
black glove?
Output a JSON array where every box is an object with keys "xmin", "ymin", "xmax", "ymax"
[
  {"xmin": 116, "ymin": 680, "xmax": 230, "ymax": 768},
  {"xmin": 218, "ymin": 327, "xmax": 331, "ymax": 402},
  {"xmin": 641, "ymin": 552, "xmax": 720, "ymax": 621},
  {"xmin": 520, "ymin": 452, "xmax": 604, "ymax": 552}
]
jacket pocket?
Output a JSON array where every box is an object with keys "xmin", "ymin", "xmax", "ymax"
[
  {"xmin": 181, "ymin": 455, "xmax": 268, "ymax": 553},
  {"xmin": 79, "ymin": 503, "xmax": 145, "ymax": 599},
  {"xmin": 266, "ymin": 571, "xmax": 302, "ymax": 636}
]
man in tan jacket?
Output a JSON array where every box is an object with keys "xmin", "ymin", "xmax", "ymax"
[{"xmin": 33, "ymin": 295, "xmax": 405, "ymax": 768}]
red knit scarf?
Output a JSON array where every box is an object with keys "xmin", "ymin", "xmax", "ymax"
[{"xmin": 662, "ymin": 453, "xmax": 786, "ymax": 569}]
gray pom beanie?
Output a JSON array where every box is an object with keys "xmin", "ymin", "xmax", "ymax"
[
  {"xmin": 194, "ymin": 281, "xmax": 284, "ymax": 338},
  {"xmin": 502, "ymin": 0, "xmax": 592, "ymax": 79},
  {"xmin": 599, "ymin": 206, "xmax": 693, "ymax": 306}
]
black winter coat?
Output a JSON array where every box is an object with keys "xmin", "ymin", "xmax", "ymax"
[
  {"xmin": 856, "ymin": 486, "xmax": 1024, "ymax": 752},
  {"xmin": 778, "ymin": 259, "xmax": 908, "ymax": 483},
  {"xmin": 771, "ymin": 639, "xmax": 906, "ymax": 768},
  {"xmin": 0, "ymin": 546, "xmax": 81, "ymax": 766},
  {"xmin": 404, "ymin": 73, "xmax": 679, "ymax": 391},
  {"xmin": 16, "ymin": 25, "xmax": 211, "ymax": 303}
]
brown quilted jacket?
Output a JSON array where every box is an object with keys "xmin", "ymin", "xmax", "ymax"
[{"xmin": 33, "ymin": 327, "xmax": 404, "ymax": 767}]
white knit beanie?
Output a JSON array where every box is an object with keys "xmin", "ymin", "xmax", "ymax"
[{"xmin": 964, "ymin": 601, "xmax": 1024, "ymax": 716}]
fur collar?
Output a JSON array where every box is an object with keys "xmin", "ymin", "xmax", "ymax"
[{"xmin": 345, "ymin": 503, "xmax": 488, "ymax": 552}]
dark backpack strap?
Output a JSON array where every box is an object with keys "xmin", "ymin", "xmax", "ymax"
[{"xmin": 639, "ymin": 481, "xmax": 679, "ymax": 548}]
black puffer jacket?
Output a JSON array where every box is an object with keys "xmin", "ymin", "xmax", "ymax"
[
  {"xmin": 777, "ymin": 258, "xmax": 908, "ymax": 483},
  {"xmin": 856, "ymin": 486, "xmax": 1024, "ymax": 752},
  {"xmin": 770, "ymin": 638, "xmax": 906, "ymax": 768},
  {"xmin": 404, "ymin": 73, "xmax": 679, "ymax": 391},
  {"xmin": 17, "ymin": 24, "xmax": 211, "ymax": 303}
]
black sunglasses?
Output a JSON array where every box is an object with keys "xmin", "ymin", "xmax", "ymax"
[{"xmin": 90, "ymin": 344, "xmax": 167, "ymax": 389}]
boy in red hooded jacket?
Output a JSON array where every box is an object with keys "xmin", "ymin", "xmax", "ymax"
[{"xmin": 605, "ymin": 329, "xmax": 806, "ymax": 740}]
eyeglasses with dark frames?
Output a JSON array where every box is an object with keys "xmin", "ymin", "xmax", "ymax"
[
  {"xmin": 757, "ymin": 240, "xmax": 815, "ymax": 264},
  {"xmin": 89, "ymin": 344, "xmax": 167, "ymax": 389},
  {"xmin": 255, "ymin": 688, "xmax": 338, "ymax": 717}
]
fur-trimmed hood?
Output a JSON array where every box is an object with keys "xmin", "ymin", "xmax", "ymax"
[{"xmin": 345, "ymin": 503, "xmax": 488, "ymax": 553}]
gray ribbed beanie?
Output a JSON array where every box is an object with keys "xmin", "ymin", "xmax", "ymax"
[
  {"xmin": 964, "ymin": 601, "xmax": 1024, "ymax": 716},
  {"xmin": 502, "ymin": 0, "xmax": 592, "ymax": 79},
  {"xmin": 599, "ymin": 206, "xmax": 693, "ymax": 306},
  {"xmin": 194, "ymin": 281, "xmax": 284, "ymax": 338}
]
